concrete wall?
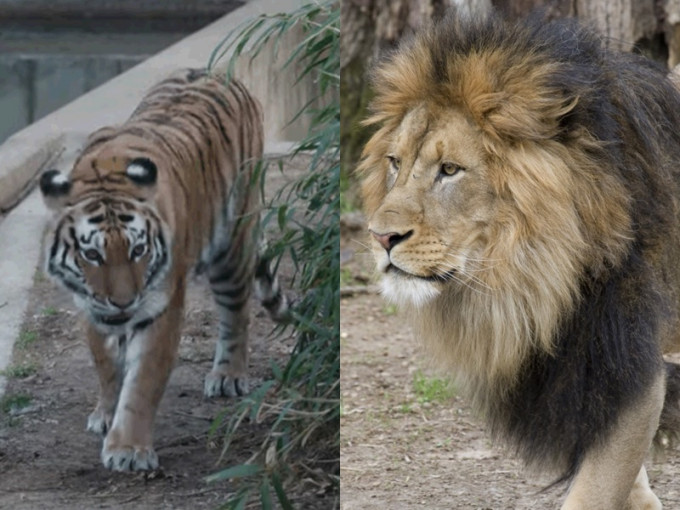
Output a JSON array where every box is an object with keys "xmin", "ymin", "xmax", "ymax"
[
  {"xmin": 0, "ymin": 0, "xmax": 241, "ymax": 144},
  {"xmin": 0, "ymin": 0, "xmax": 312, "ymax": 212},
  {"xmin": 0, "ymin": 55, "xmax": 142, "ymax": 143}
]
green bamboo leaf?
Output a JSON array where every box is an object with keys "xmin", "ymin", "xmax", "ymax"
[
  {"xmin": 231, "ymin": 492, "xmax": 248, "ymax": 510},
  {"xmin": 277, "ymin": 204, "xmax": 288, "ymax": 230},
  {"xmin": 272, "ymin": 472, "xmax": 295, "ymax": 510},
  {"xmin": 259, "ymin": 477, "xmax": 274, "ymax": 510},
  {"xmin": 205, "ymin": 463, "xmax": 262, "ymax": 483}
]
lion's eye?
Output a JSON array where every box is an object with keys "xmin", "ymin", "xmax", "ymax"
[
  {"xmin": 386, "ymin": 155, "xmax": 400, "ymax": 172},
  {"xmin": 131, "ymin": 244, "xmax": 146, "ymax": 258},
  {"xmin": 82, "ymin": 249, "xmax": 102, "ymax": 263},
  {"xmin": 440, "ymin": 162, "xmax": 465, "ymax": 177}
]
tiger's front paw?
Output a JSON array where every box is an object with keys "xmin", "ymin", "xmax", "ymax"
[
  {"xmin": 204, "ymin": 370, "xmax": 249, "ymax": 398},
  {"xmin": 87, "ymin": 406, "xmax": 113, "ymax": 436},
  {"xmin": 101, "ymin": 443, "xmax": 159, "ymax": 472}
]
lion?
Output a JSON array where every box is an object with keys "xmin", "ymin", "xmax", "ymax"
[{"xmin": 358, "ymin": 10, "xmax": 680, "ymax": 509}]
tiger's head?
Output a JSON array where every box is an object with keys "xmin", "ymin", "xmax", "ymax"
[{"xmin": 39, "ymin": 157, "xmax": 171, "ymax": 333}]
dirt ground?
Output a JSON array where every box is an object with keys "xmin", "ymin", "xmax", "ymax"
[
  {"xmin": 340, "ymin": 218, "xmax": 680, "ymax": 509},
  {"xmin": 0, "ymin": 156, "xmax": 337, "ymax": 509}
]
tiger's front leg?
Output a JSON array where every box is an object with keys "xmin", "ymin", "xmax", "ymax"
[
  {"xmin": 86, "ymin": 324, "xmax": 121, "ymax": 436},
  {"xmin": 100, "ymin": 289, "xmax": 184, "ymax": 471}
]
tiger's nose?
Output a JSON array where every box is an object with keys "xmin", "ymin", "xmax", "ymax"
[
  {"xmin": 369, "ymin": 229, "xmax": 413, "ymax": 252},
  {"xmin": 109, "ymin": 297, "xmax": 135, "ymax": 310}
]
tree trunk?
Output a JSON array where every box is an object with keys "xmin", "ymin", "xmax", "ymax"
[
  {"xmin": 575, "ymin": 0, "xmax": 657, "ymax": 53},
  {"xmin": 494, "ymin": 0, "xmax": 675, "ymax": 65}
]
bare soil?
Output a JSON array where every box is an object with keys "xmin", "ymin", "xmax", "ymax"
[
  {"xmin": 0, "ymin": 156, "xmax": 337, "ymax": 509},
  {"xmin": 340, "ymin": 219, "xmax": 680, "ymax": 509}
]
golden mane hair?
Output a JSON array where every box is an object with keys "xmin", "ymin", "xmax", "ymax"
[{"xmin": 359, "ymin": 14, "xmax": 632, "ymax": 389}]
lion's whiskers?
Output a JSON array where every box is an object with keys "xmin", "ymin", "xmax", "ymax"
[
  {"xmin": 440, "ymin": 257, "xmax": 496, "ymax": 289},
  {"xmin": 445, "ymin": 270, "xmax": 492, "ymax": 295},
  {"xmin": 441, "ymin": 246, "xmax": 502, "ymax": 264},
  {"xmin": 351, "ymin": 238, "xmax": 374, "ymax": 253},
  {"xmin": 438, "ymin": 257, "xmax": 495, "ymax": 293}
]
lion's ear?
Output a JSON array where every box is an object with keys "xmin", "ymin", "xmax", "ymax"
[
  {"xmin": 460, "ymin": 59, "xmax": 578, "ymax": 143},
  {"xmin": 39, "ymin": 169, "xmax": 72, "ymax": 210},
  {"xmin": 486, "ymin": 95, "xmax": 577, "ymax": 143}
]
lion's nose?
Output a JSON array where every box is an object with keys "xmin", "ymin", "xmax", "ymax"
[{"xmin": 369, "ymin": 229, "xmax": 413, "ymax": 252}]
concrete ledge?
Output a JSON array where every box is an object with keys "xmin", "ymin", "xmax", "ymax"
[
  {"xmin": 0, "ymin": 190, "xmax": 48, "ymax": 395},
  {"xmin": 0, "ymin": 133, "xmax": 64, "ymax": 212},
  {"xmin": 0, "ymin": 0, "xmax": 308, "ymax": 212}
]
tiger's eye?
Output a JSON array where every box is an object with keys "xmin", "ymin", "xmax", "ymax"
[
  {"xmin": 83, "ymin": 249, "xmax": 101, "ymax": 262},
  {"xmin": 132, "ymin": 245, "xmax": 146, "ymax": 258}
]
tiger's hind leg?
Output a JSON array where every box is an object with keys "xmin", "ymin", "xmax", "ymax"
[
  {"xmin": 203, "ymin": 235, "xmax": 288, "ymax": 398},
  {"xmin": 204, "ymin": 244, "xmax": 256, "ymax": 398}
]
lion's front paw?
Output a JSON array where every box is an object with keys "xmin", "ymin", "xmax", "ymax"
[
  {"xmin": 204, "ymin": 370, "xmax": 249, "ymax": 398},
  {"xmin": 87, "ymin": 406, "xmax": 113, "ymax": 436},
  {"xmin": 101, "ymin": 444, "xmax": 159, "ymax": 472}
]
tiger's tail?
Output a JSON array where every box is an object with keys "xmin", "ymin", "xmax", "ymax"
[{"xmin": 254, "ymin": 240, "xmax": 291, "ymax": 323}]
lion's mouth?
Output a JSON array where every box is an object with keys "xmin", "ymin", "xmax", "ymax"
[{"xmin": 386, "ymin": 263, "xmax": 454, "ymax": 283}]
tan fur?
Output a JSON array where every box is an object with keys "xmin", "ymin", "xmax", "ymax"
[{"xmin": 561, "ymin": 374, "xmax": 664, "ymax": 510}]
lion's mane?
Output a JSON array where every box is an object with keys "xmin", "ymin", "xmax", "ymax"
[{"xmin": 359, "ymin": 11, "xmax": 680, "ymax": 481}]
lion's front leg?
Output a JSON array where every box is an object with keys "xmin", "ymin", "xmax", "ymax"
[
  {"xmin": 101, "ymin": 292, "xmax": 184, "ymax": 472},
  {"xmin": 561, "ymin": 370, "xmax": 665, "ymax": 510},
  {"xmin": 627, "ymin": 466, "xmax": 662, "ymax": 510}
]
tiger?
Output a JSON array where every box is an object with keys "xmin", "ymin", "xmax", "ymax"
[{"xmin": 38, "ymin": 68, "xmax": 288, "ymax": 472}]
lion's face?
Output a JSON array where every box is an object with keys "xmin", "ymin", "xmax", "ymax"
[{"xmin": 367, "ymin": 105, "xmax": 497, "ymax": 306}]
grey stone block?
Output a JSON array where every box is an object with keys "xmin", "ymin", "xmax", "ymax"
[
  {"xmin": 0, "ymin": 58, "xmax": 31, "ymax": 143},
  {"xmin": 33, "ymin": 56, "xmax": 87, "ymax": 121}
]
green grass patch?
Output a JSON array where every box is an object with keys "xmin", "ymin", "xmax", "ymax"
[
  {"xmin": 33, "ymin": 271, "xmax": 47, "ymax": 284},
  {"xmin": 0, "ymin": 363, "xmax": 37, "ymax": 379},
  {"xmin": 382, "ymin": 304, "xmax": 398, "ymax": 316},
  {"xmin": 1, "ymin": 393, "xmax": 32, "ymax": 414},
  {"xmin": 398, "ymin": 402, "xmax": 414, "ymax": 414},
  {"xmin": 340, "ymin": 267, "xmax": 354, "ymax": 286},
  {"xmin": 16, "ymin": 331, "xmax": 38, "ymax": 350},
  {"xmin": 412, "ymin": 370, "xmax": 456, "ymax": 404},
  {"xmin": 41, "ymin": 307, "xmax": 58, "ymax": 316}
]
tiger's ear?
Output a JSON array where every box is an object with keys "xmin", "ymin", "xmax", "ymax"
[
  {"xmin": 126, "ymin": 158, "xmax": 157, "ymax": 186},
  {"xmin": 125, "ymin": 158, "xmax": 158, "ymax": 200},
  {"xmin": 39, "ymin": 169, "xmax": 72, "ymax": 210}
]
